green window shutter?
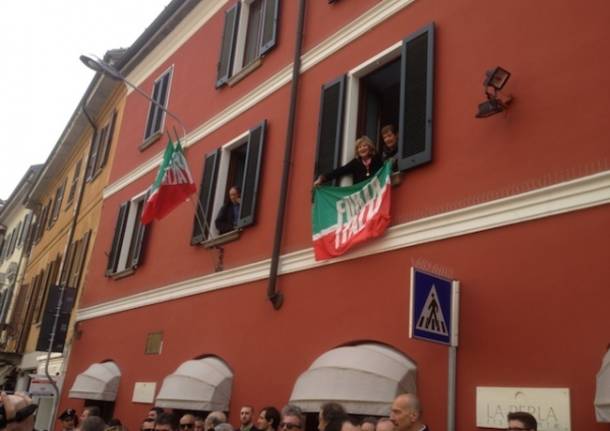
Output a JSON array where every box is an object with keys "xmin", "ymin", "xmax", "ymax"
[
  {"xmin": 106, "ymin": 202, "xmax": 129, "ymax": 275},
  {"xmin": 216, "ymin": 3, "xmax": 241, "ymax": 87},
  {"xmin": 397, "ymin": 23, "xmax": 435, "ymax": 172},
  {"xmin": 86, "ymin": 130, "xmax": 100, "ymax": 181},
  {"xmin": 192, "ymin": 150, "xmax": 220, "ymax": 244},
  {"xmin": 260, "ymin": 0, "xmax": 279, "ymax": 55},
  {"xmin": 99, "ymin": 110, "xmax": 118, "ymax": 170},
  {"xmin": 237, "ymin": 120, "xmax": 266, "ymax": 228},
  {"xmin": 314, "ymin": 75, "xmax": 346, "ymax": 181},
  {"xmin": 129, "ymin": 197, "xmax": 148, "ymax": 269}
]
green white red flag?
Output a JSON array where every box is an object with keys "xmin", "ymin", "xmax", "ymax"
[
  {"xmin": 312, "ymin": 161, "xmax": 392, "ymax": 260},
  {"xmin": 141, "ymin": 139, "xmax": 196, "ymax": 224}
]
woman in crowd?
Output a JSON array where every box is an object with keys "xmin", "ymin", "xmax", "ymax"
[
  {"xmin": 314, "ymin": 136, "xmax": 383, "ymax": 186},
  {"xmin": 318, "ymin": 402, "xmax": 348, "ymax": 431},
  {"xmin": 256, "ymin": 407, "xmax": 281, "ymax": 431}
]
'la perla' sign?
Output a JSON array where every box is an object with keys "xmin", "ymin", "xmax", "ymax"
[{"xmin": 476, "ymin": 387, "xmax": 570, "ymax": 430}]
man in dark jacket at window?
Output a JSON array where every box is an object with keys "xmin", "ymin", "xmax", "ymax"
[{"xmin": 215, "ymin": 186, "xmax": 241, "ymax": 234}]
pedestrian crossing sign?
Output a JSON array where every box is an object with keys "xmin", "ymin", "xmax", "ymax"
[{"xmin": 409, "ymin": 268, "xmax": 460, "ymax": 346}]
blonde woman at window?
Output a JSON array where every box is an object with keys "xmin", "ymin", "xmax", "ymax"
[{"xmin": 314, "ymin": 136, "xmax": 382, "ymax": 186}]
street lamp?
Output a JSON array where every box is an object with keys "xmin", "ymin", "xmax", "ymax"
[{"xmin": 79, "ymin": 54, "xmax": 187, "ymax": 138}]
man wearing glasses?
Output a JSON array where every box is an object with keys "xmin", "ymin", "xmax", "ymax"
[
  {"xmin": 507, "ymin": 412, "xmax": 537, "ymax": 431},
  {"xmin": 180, "ymin": 415, "xmax": 196, "ymax": 431},
  {"xmin": 278, "ymin": 405, "xmax": 304, "ymax": 431}
]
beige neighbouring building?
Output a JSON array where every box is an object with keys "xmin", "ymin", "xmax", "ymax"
[{"xmin": 4, "ymin": 50, "xmax": 127, "ymax": 431}]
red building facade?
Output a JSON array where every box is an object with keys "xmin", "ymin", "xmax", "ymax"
[{"xmin": 59, "ymin": 1, "xmax": 610, "ymax": 430}]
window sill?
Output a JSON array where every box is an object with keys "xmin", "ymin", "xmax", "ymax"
[
  {"xmin": 391, "ymin": 171, "xmax": 403, "ymax": 187},
  {"xmin": 200, "ymin": 229, "xmax": 241, "ymax": 248},
  {"xmin": 228, "ymin": 58, "xmax": 262, "ymax": 87},
  {"xmin": 107, "ymin": 267, "xmax": 135, "ymax": 280},
  {"xmin": 139, "ymin": 131, "xmax": 163, "ymax": 152}
]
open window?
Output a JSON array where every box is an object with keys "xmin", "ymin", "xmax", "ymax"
[
  {"xmin": 106, "ymin": 193, "xmax": 148, "ymax": 277},
  {"xmin": 216, "ymin": 0, "xmax": 280, "ymax": 87},
  {"xmin": 314, "ymin": 23, "xmax": 435, "ymax": 183},
  {"xmin": 191, "ymin": 121, "xmax": 266, "ymax": 244}
]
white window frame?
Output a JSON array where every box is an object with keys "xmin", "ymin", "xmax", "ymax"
[
  {"xmin": 232, "ymin": 0, "xmax": 264, "ymax": 75},
  {"xmin": 114, "ymin": 190, "xmax": 147, "ymax": 274},
  {"xmin": 208, "ymin": 130, "xmax": 250, "ymax": 238}
]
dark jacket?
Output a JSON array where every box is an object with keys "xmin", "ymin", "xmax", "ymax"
[
  {"xmin": 215, "ymin": 202, "xmax": 239, "ymax": 234},
  {"xmin": 322, "ymin": 155, "xmax": 383, "ymax": 185}
]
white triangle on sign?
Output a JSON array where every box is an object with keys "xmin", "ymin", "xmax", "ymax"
[{"xmin": 415, "ymin": 285, "xmax": 449, "ymax": 336}]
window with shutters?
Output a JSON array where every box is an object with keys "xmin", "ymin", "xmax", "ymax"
[
  {"xmin": 216, "ymin": 0, "xmax": 279, "ymax": 87},
  {"xmin": 33, "ymin": 199, "xmax": 52, "ymax": 244},
  {"xmin": 106, "ymin": 194, "xmax": 148, "ymax": 277},
  {"xmin": 142, "ymin": 68, "xmax": 172, "ymax": 148},
  {"xmin": 87, "ymin": 111, "xmax": 118, "ymax": 182},
  {"xmin": 60, "ymin": 231, "xmax": 91, "ymax": 289},
  {"xmin": 66, "ymin": 159, "xmax": 82, "ymax": 208},
  {"xmin": 49, "ymin": 178, "xmax": 67, "ymax": 227},
  {"xmin": 192, "ymin": 121, "xmax": 266, "ymax": 244},
  {"xmin": 314, "ymin": 23, "xmax": 435, "ymax": 184},
  {"xmin": 33, "ymin": 255, "xmax": 62, "ymax": 324}
]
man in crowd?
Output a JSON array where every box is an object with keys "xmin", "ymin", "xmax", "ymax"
[
  {"xmin": 149, "ymin": 408, "xmax": 165, "ymax": 421},
  {"xmin": 205, "ymin": 412, "xmax": 227, "ymax": 431},
  {"xmin": 507, "ymin": 412, "xmax": 537, "ymax": 431},
  {"xmin": 156, "ymin": 413, "xmax": 179, "ymax": 431},
  {"xmin": 194, "ymin": 416, "xmax": 206, "ymax": 431},
  {"xmin": 80, "ymin": 406, "xmax": 100, "ymax": 423},
  {"xmin": 340, "ymin": 419, "xmax": 359, "ymax": 431},
  {"xmin": 141, "ymin": 419, "xmax": 156, "ymax": 431},
  {"xmin": 390, "ymin": 394, "xmax": 428, "ymax": 431},
  {"xmin": 360, "ymin": 418, "xmax": 377, "ymax": 431},
  {"xmin": 236, "ymin": 406, "xmax": 258, "ymax": 431},
  {"xmin": 215, "ymin": 424, "xmax": 234, "ymax": 431},
  {"xmin": 279, "ymin": 405, "xmax": 304, "ymax": 431},
  {"xmin": 375, "ymin": 418, "xmax": 394, "ymax": 431},
  {"xmin": 180, "ymin": 415, "xmax": 196, "ymax": 431},
  {"xmin": 215, "ymin": 186, "xmax": 241, "ymax": 234},
  {"xmin": 59, "ymin": 408, "xmax": 78, "ymax": 431}
]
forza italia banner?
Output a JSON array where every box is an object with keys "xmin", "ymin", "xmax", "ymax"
[{"xmin": 312, "ymin": 161, "xmax": 392, "ymax": 260}]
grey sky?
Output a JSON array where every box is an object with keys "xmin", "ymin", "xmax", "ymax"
[{"xmin": 0, "ymin": 1, "xmax": 170, "ymax": 200}]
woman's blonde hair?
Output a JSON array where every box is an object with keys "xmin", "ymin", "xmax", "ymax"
[{"xmin": 354, "ymin": 135, "xmax": 376, "ymax": 155}]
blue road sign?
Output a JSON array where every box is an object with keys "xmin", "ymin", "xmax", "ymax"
[{"xmin": 410, "ymin": 268, "xmax": 459, "ymax": 346}]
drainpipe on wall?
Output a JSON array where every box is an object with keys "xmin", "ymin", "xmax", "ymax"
[{"xmin": 267, "ymin": 0, "xmax": 307, "ymax": 310}]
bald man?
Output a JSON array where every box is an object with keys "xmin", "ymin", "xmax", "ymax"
[{"xmin": 389, "ymin": 394, "xmax": 428, "ymax": 431}]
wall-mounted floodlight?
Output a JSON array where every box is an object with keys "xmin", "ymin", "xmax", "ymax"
[{"xmin": 476, "ymin": 66, "xmax": 513, "ymax": 118}]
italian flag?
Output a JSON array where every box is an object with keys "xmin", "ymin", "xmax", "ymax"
[
  {"xmin": 312, "ymin": 161, "xmax": 392, "ymax": 260},
  {"xmin": 141, "ymin": 139, "xmax": 197, "ymax": 224}
]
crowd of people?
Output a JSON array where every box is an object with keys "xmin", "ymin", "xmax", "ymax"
[{"xmin": 0, "ymin": 391, "xmax": 539, "ymax": 431}]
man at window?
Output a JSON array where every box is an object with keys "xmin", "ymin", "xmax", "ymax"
[{"xmin": 215, "ymin": 186, "xmax": 241, "ymax": 234}]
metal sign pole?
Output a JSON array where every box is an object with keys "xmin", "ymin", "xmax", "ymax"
[{"xmin": 447, "ymin": 345, "xmax": 457, "ymax": 431}]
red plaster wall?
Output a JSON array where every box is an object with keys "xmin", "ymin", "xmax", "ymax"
[{"xmin": 62, "ymin": 205, "xmax": 610, "ymax": 430}]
